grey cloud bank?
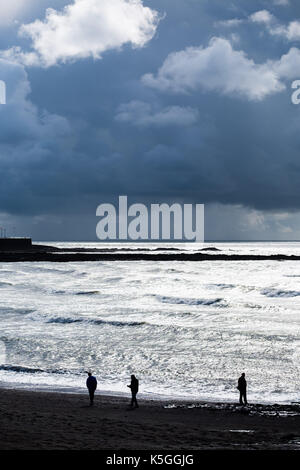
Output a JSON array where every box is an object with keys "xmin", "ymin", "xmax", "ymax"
[{"xmin": 1, "ymin": 0, "xmax": 300, "ymax": 240}]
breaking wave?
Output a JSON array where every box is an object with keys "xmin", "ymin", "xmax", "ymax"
[
  {"xmin": 0, "ymin": 306, "xmax": 35, "ymax": 315},
  {"xmin": 75, "ymin": 291, "xmax": 101, "ymax": 296},
  {"xmin": 0, "ymin": 365, "xmax": 44, "ymax": 373},
  {"xmin": 206, "ymin": 283, "xmax": 235, "ymax": 290},
  {"xmin": 261, "ymin": 288, "xmax": 300, "ymax": 298},
  {"xmin": 46, "ymin": 316, "xmax": 145, "ymax": 327},
  {"xmin": 0, "ymin": 365, "xmax": 73, "ymax": 375},
  {"xmin": 156, "ymin": 295, "xmax": 226, "ymax": 306}
]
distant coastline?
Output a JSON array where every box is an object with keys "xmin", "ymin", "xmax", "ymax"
[{"xmin": 1, "ymin": 243, "xmax": 300, "ymax": 261}]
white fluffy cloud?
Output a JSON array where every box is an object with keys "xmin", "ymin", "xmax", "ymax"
[
  {"xmin": 280, "ymin": 21, "xmax": 300, "ymax": 41},
  {"xmin": 218, "ymin": 9, "xmax": 300, "ymax": 42},
  {"xmin": 217, "ymin": 10, "xmax": 275, "ymax": 31},
  {"xmin": 3, "ymin": 0, "xmax": 160, "ymax": 67},
  {"xmin": 115, "ymin": 100, "xmax": 199, "ymax": 127},
  {"xmin": 250, "ymin": 10, "xmax": 275, "ymax": 25},
  {"xmin": 273, "ymin": 47, "xmax": 300, "ymax": 78},
  {"xmin": 265, "ymin": 20, "xmax": 300, "ymax": 41},
  {"xmin": 250, "ymin": 9, "xmax": 300, "ymax": 41},
  {"xmin": 142, "ymin": 38, "xmax": 286, "ymax": 101}
]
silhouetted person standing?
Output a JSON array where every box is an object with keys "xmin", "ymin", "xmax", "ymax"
[
  {"xmin": 127, "ymin": 374, "xmax": 139, "ymax": 408},
  {"xmin": 86, "ymin": 371, "xmax": 97, "ymax": 406},
  {"xmin": 237, "ymin": 372, "xmax": 247, "ymax": 405}
]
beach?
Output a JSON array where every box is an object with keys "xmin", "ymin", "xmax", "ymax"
[
  {"xmin": 0, "ymin": 243, "xmax": 299, "ymax": 452},
  {"xmin": 0, "ymin": 388, "xmax": 299, "ymax": 450}
]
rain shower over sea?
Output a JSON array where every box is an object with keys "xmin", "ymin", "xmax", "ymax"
[{"xmin": 0, "ymin": 242, "xmax": 299, "ymax": 404}]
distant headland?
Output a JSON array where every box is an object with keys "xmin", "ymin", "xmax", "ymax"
[{"xmin": 0, "ymin": 238, "xmax": 300, "ymax": 262}]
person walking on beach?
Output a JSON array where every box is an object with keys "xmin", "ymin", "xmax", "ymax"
[
  {"xmin": 237, "ymin": 372, "xmax": 247, "ymax": 405},
  {"xmin": 127, "ymin": 374, "xmax": 139, "ymax": 409},
  {"xmin": 86, "ymin": 371, "xmax": 97, "ymax": 406}
]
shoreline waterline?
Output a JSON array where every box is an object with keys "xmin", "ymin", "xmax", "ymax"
[{"xmin": 0, "ymin": 383, "xmax": 298, "ymax": 408}]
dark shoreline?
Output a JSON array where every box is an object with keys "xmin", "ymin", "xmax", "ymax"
[
  {"xmin": 0, "ymin": 244, "xmax": 300, "ymax": 262},
  {"xmin": 0, "ymin": 388, "xmax": 299, "ymax": 450}
]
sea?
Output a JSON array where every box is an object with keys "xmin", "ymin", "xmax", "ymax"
[{"xmin": 0, "ymin": 241, "xmax": 299, "ymax": 404}]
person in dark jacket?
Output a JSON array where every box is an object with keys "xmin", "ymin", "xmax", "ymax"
[
  {"xmin": 86, "ymin": 371, "xmax": 97, "ymax": 406},
  {"xmin": 237, "ymin": 372, "xmax": 247, "ymax": 405},
  {"xmin": 127, "ymin": 374, "xmax": 139, "ymax": 408}
]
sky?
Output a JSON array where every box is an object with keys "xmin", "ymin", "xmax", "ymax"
[{"xmin": 1, "ymin": 0, "xmax": 300, "ymax": 240}]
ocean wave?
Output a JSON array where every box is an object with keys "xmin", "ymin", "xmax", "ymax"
[
  {"xmin": 20, "ymin": 286, "xmax": 102, "ymax": 296},
  {"xmin": 75, "ymin": 290, "xmax": 101, "ymax": 295},
  {"xmin": 0, "ymin": 281, "xmax": 13, "ymax": 287},
  {"xmin": 8, "ymin": 284, "xmax": 71, "ymax": 296},
  {"xmin": 46, "ymin": 316, "xmax": 145, "ymax": 327},
  {"xmin": 261, "ymin": 288, "xmax": 300, "ymax": 298},
  {"xmin": 46, "ymin": 317, "xmax": 82, "ymax": 324},
  {"xmin": 92, "ymin": 319, "xmax": 146, "ymax": 327},
  {"xmin": 0, "ymin": 365, "xmax": 73, "ymax": 375},
  {"xmin": 155, "ymin": 295, "xmax": 225, "ymax": 306},
  {"xmin": 26, "ymin": 266, "xmax": 76, "ymax": 274},
  {"xmin": 101, "ymin": 277, "xmax": 123, "ymax": 283},
  {"xmin": 0, "ymin": 365, "xmax": 44, "ymax": 373},
  {"xmin": 0, "ymin": 306, "xmax": 35, "ymax": 315},
  {"xmin": 243, "ymin": 302, "xmax": 263, "ymax": 309},
  {"xmin": 206, "ymin": 283, "xmax": 235, "ymax": 290}
]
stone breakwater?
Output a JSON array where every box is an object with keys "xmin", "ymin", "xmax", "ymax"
[{"xmin": 1, "ymin": 244, "xmax": 300, "ymax": 262}]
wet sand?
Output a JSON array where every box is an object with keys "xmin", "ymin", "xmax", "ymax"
[{"xmin": 0, "ymin": 388, "xmax": 299, "ymax": 450}]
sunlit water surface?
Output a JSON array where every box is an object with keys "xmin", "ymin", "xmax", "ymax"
[{"xmin": 0, "ymin": 242, "xmax": 299, "ymax": 403}]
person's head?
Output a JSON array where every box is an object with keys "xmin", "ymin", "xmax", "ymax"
[
  {"xmin": 242, "ymin": 373, "xmax": 245, "ymax": 377},
  {"xmin": 131, "ymin": 374, "xmax": 135, "ymax": 379}
]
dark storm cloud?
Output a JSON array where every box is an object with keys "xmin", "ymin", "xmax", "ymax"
[{"xmin": 1, "ymin": 0, "xmax": 300, "ymax": 240}]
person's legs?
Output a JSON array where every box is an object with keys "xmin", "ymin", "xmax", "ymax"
[
  {"xmin": 131, "ymin": 392, "xmax": 138, "ymax": 408},
  {"xmin": 130, "ymin": 392, "xmax": 135, "ymax": 407},
  {"xmin": 239, "ymin": 391, "xmax": 243, "ymax": 405},
  {"xmin": 243, "ymin": 391, "xmax": 247, "ymax": 405},
  {"xmin": 89, "ymin": 388, "xmax": 95, "ymax": 405}
]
